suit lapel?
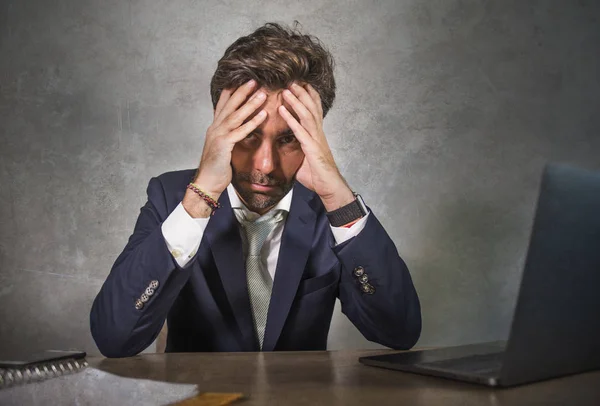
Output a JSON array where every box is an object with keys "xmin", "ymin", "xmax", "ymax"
[
  {"xmin": 262, "ymin": 183, "xmax": 317, "ymax": 351},
  {"xmin": 204, "ymin": 190, "xmax": 259, "ymax": 351}
]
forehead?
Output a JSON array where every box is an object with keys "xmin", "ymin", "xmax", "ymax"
[
  {"xmin": 258, "ymin": 87, "xmax": 295, "ymax": 113},
  {"xmin": 242, "ymin": 87, "xmax": 300, "ymax": 132}
]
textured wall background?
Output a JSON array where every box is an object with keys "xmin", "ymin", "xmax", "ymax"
[{"xmin": 1, "ymin": 0, "xmax": 599, "ymax": 356}]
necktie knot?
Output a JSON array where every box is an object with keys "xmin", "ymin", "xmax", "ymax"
[{"xmin": 242, "ymin": 210, "xmax": 285, "ymax": 256}]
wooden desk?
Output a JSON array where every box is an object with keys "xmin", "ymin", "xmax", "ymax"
[{"xmin": 89, "ymin": 350, "xmax": 600, "ymax": 405}]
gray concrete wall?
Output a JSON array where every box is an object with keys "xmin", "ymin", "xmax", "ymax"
[{"xmin": 1, "ymin": 0, "xmax": 599, "ymax": 356}]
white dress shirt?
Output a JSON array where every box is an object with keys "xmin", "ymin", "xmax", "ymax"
[{"xmin": 161, "ymin": 183, "xmax": 370, "ymax": 271}]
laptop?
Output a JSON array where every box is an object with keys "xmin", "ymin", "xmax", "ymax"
[{"xmin": 359, "ymin": 163, "xmax": 600, "ymax": 387}]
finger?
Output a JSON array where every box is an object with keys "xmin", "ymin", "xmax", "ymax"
[
  {"xmin": 288, "ymin": 83, "xmax": 321, "ymax": 121},
  {"xmin": 278, "ymin": 105, "xmax": 316, "ymax": 149},
  {"xmin": 214, "ymin": 79, "xmax": 257, "ymax": 126},
  {"xmin": 282, "ymin": 89, "xmax": 320, "ymax": 136},
  {"xmin": 214, "ymin": 79, "xmax": 256, "ymax": 125},
  {"xmin": 214, "ymin": 88, "xmax": 233, "ymax": 119},
  {"xmin": 304, "ymin": 84, "xmax": 323, "ymax": 118},
  {"xmin": 228, "ymin": 109, "xmax": 267, "ymax": 143},
  {"xmin": 223, "ymin": 90, "xmax": 267, "ymax": 130}
]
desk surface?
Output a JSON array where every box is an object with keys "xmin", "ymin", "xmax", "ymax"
[{"xmin": 89, "ymin": 350, "xmax": 600, "ymax": 405}]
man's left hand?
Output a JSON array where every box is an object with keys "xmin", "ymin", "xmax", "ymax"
[{"xmin": 278, "ymin": 83, "xmax": 355, "ymax": 212}]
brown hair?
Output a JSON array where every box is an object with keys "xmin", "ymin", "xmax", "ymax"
[{"xmin": 210, "ymin": 21, "xmax": 336, "ymax": 118}]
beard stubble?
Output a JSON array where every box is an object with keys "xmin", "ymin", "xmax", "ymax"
[{"xmin": 231, "ymin": 168, "xmax": 295, "ymax": 213}]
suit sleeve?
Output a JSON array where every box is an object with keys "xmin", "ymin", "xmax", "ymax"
[
  {"xmin": 333, "ymin": 211, "xmax": 422, "ymax": 349},
  {"xmin": 90, "ymin": 177, "xmax": 198, "ymax": 357}
]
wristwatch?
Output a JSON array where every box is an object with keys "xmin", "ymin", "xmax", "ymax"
[{"xmin": 325, "ymin": 192, "xmax": 368, "ymax": 227}]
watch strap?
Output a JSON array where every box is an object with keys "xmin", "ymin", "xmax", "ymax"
[{"xmin": 326, "ymin": 193, "xmax": 367, "ymax": 227}]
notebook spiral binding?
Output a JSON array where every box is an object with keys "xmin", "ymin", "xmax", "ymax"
[{"xmin": 0, "ymin": 358, "xmax": 88, "ymax": 389}]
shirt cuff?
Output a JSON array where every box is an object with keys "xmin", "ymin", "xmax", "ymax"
[
  {"xmin": 330, "ymin": 211, "xmax": 370, "ymax": 246},
  {"xmin": 161, "ymin": 202, "xmax": 210, "ymax": 268}
]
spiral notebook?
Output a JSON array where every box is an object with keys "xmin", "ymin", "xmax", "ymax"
[{"xmin": 0, "ymin": 350, "xmax": 87, "ymax": 389}]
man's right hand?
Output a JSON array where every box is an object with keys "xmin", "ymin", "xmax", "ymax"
[{"xmin": 182, "ymin": 79, "xmax": 267, "ymax": 218}]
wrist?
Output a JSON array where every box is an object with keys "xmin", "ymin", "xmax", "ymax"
[
  {"xmin": 191, "ymin": 175, "xmax": 223, "ymax": 200},
  {"xmin": 183, "ymin": 181, "xmax": 222, "ymax": 218},
  {"xmin": 321, "ymin": 186, "xmax": 355, "ymax": 212},
  {"xmin": 182, "ymin": 190, "xmax": 215, "ymax": 218},
  {"xmin": 325, "ymin": 191, "xmax": 368, "ymax": 227}
]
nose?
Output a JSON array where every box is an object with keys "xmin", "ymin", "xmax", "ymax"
[{"xmin": 252, "ymin": 138, "xmax": 278, "ymax": 175}]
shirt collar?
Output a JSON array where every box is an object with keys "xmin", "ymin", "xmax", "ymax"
[{"xmin": 227, "ymin": 183, "xmax": 294, "ymax": 222}]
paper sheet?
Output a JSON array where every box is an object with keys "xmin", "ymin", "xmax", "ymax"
[{"xmin": 0, "ymin": 367, "xmax": 199, "ymax": 405}]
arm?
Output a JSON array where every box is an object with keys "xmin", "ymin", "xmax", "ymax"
[
  {"xmin": 333, "ymin": 212, "xmax": 422, "ymax": 349},
  {"xmin": 91, "ymin": 79, "xmax": 270, "ymax": 357},
  {"xmin": 278, "ymin": 83, "xmax": 421, "ymax": 349},
  {"xmin": 90, "ymin": 177, "xmax": 202, "ymax": 358}
]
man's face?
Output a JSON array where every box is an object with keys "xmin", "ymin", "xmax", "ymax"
[{"xmin": 230, "ymin": 87, "xmax": 305, "ymax": 215}]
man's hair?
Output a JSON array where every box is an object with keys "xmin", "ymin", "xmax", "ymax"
[{"xmin": 210, "ymin": 21, "xmax": 336, "ymax": 118}]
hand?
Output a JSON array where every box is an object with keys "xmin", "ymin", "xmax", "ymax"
[
  {"xmin": 183, "ymin": 79, "xmax": 267, "ymax": 217},
  {"xmin": 278, "ymin": 83, "xmax": 355, "ymax": 211}
]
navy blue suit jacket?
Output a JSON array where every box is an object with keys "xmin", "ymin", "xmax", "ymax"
[{"xmin": 90, "ymin": 169, "xmax": 421, "ymax": 357}]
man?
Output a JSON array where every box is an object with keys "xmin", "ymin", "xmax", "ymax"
[{"xmin": 90, "ymin": 22, "xmax": 421, "ymax": 357}]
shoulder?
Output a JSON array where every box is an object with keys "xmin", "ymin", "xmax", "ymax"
[
  {"xmin": 154, "ymin": 168, "xmax": 197, "ymax": 183},
  {"xmin": 143, "ymin": 168, "xmax": 196, "ymax": 204},
  {"xmin": 139, "ymin": 169, "xmax": 197, "ymax": 215},
  {"xmin": 151, "ymin": 168, "xmax": 196, "ymax": 190}
]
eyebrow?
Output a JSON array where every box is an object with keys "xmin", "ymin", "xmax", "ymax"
[{"xmin": 251, "ymin": 128, "xmax": 295, "ymax": 137}]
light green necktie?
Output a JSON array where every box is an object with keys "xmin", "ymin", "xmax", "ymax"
[{"xmin": 241, "ymin": 210, "xmax": 285, "ymax": 349}]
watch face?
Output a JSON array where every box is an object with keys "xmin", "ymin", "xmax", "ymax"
[{"xmin": 355, "ymin": 194, "xmax": 368, "ymax": 215}]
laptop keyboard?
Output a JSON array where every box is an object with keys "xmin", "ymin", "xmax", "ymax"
[{"xmin": 417, "ymin": 352, "xmax": 504, "ymax": 375}]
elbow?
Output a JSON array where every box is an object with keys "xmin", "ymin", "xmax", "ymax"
[
  {"xmin": 90, "ymin": 321, "xmax": 141, "ymax": 358},
  {"xmin": 393, "ymin": 294, "xmax": 422, "ymax": 350},
  {"xmin": 94, "ymin": 341, "xmax": 134, "ymax": 359},
  {"xmin": 373, "ymin": 298, "xmax": 422, "ymax": 350},
  {"xmin": 391, "ymin": 281, "xmax": 422, "ymax": 350},
  {"xmin": 368, "ymin": 316, "xmax": 421, "ymax": 351},
  {"xmin": 90, "ymin": 301, "xmax": 141, "ymax": 358},
  {"xmin": 354, "ymin": 305, "xmax": 422, "ymax": 350},
  {"xmin": 92, "ymin": 332, "xmax": 136, "ymax": 358},
  {"xmin": 389, "ymin": 314, "xmax": 422, "ymax": 350}
]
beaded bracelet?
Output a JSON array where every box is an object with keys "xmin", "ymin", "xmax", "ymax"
[{"xmin": 186, "ymin": 183, "xmax": 221, "ymax": 215}]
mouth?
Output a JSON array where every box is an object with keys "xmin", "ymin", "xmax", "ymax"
[{"xmin": 249, "ymin": 182, "xmax": 278, "ymax": 192}]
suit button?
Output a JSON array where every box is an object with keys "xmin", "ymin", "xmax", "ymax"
[
  {"xmin": 353, "ymin": 266, "xmax": 365, "ymax": 277},
  {"xmin": 361, "ymin": 283, "xmax": 375, "ymax": 294},
  {"xmin": 140, "ymin": 293, "xmax": 149, "ymax": 303},
  {"xmin": 149, "ymin": 280, "xmax": 159, "ymax": 289},
  {"xmin": 359, "ymin": 274, "xmax": 369, "ymax": 284},
  {"xmin": 135, "ymin": 299, "xmax": 144, "ymax": 310},
  {"xmin": 145, "ymin": 287, "xmax": 155, "ymax": 296}
]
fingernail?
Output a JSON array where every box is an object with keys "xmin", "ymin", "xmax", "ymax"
[
  {"xmin": 258, "ymin": 110, "xmax": 266, "ymax": 117},
  {"xmin": 255, "ymin": 92, "xmax": 265, "ymax": 100},
  {"xmin": 247, "ymin": 79, "xmax": 256, "ymax": 86}
]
